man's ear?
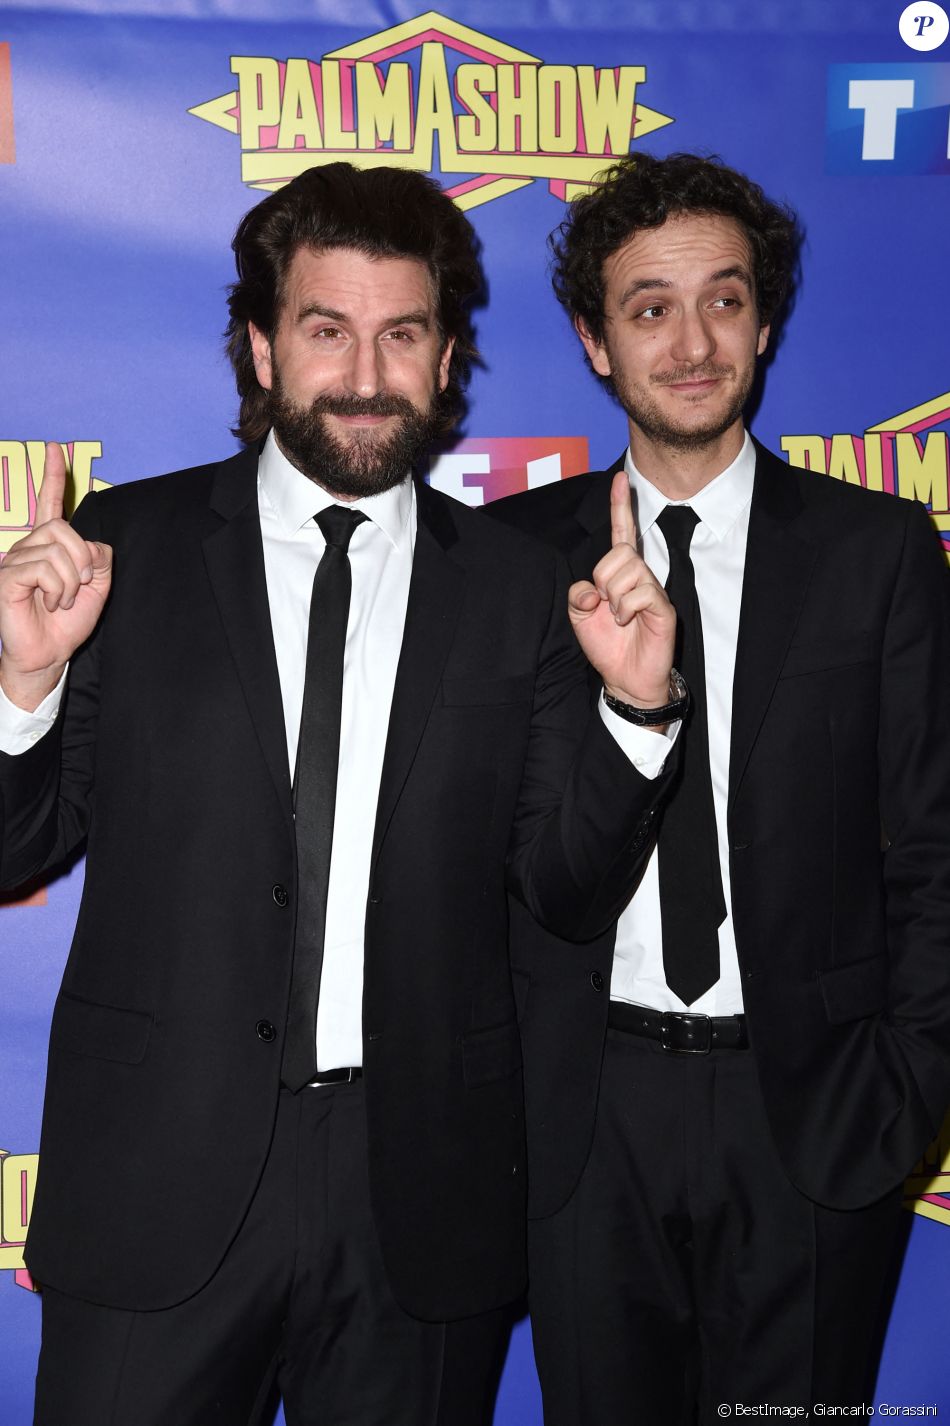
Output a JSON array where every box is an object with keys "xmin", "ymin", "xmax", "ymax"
[
  {"xmin": 248, "ymin": 322, "xmax": 274, "ymax": 391},
  {"xmin": 575, "ymin": 316, "xmax": 612, "ymax": 379},
  {"xmin": 437, "ymin": 336, "xmax": 455, "ymax": 392},
  {"xmin": 757, "ymin": 322, "xmax": 771, "ymax": 358}
]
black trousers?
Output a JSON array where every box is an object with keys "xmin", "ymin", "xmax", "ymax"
[
  {"xmin": 34, "ymin": 1081, "xmax": 509, "ymax": 1426},
  {"xmin": 528, "ymin": 1026, "xmax": 905, "ymax": 1426}
]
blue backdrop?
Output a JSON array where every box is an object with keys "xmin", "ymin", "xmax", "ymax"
[{"xmin": 1, "ymin": 2, "xmax": 949, "ymax": 1421}]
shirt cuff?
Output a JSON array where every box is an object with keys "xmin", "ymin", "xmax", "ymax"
[
  {"xmin": 0, "ymin": 670, "xmax": 67, "ymax": 755},
  {"xmin": 598, "ymin": 691, "xmax": 680, "ymax": 780}
]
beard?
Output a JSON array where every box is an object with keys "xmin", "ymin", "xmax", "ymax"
[
  {"xmin": 611, "ymin": 358, "xmax": 755, "ymax": 454},
  {"xmin": 268, "ymin": 367, "xmax": 445, "ymax": 499}
]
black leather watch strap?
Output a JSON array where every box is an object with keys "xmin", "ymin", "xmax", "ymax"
[{"xmin": 602, "ymin": 669, "xmax": 689, "ymax": 727}]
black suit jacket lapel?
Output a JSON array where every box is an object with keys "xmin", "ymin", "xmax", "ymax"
[
  {"xmin": 202, "ymin": 447, "xmax": 292, "ymax": 816},
  {"xmin": 729, "ymin": 442, "xmax": 816, "ymax": 809},
  {"xmin": 371, "ymin": 478, "xmax": 466, "ymax": 869},
  {"xmin": 569, "ymin": 457, "xmax": 625, "ymax": 578}
]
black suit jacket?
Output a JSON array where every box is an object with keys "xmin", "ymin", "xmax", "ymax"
[
  {"xmin": 488, "ymin": 440, "xmax": 950, "ymax": 1218},
  {"xmin": 0, "ymin": 447, "xmax": 672, "ymax": 1318}
]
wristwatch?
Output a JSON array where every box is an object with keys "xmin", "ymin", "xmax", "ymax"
[{"xmin": 602, "ymin": 669, "xmax": 689, "ymax": 727}]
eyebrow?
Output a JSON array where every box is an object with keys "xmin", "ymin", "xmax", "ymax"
[
  {"xmin": 295, "ymin": 302, "xmax": 433, "ymax": 330},
  {"xmin": 617, "ymin": 266, "xmax": 754, "ymax": 309},
  {"xmin": 709, "ymin": 265, "xmax": 754, "ymax": 290}
]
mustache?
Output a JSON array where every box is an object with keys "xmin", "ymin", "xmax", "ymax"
[
  {"xmin": 650, "ymin": 363, "xmax": 734, "ymax": 386},
  {"xmin": 308, "ymin": 392, "xmax": 419, "ymax": 419}
]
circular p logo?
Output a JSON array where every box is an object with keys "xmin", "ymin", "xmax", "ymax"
[{"xmin": 899, "ymin": 2, "xmax": 949, "ymax": 50}]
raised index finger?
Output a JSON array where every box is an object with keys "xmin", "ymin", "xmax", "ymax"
[
  {"xmin": 610, "ymin": 469, "xmax": 637, "ymax": 549},
  {"xmin": 35, "ymin": 441, "xmax": 67, "ymax": 527}
]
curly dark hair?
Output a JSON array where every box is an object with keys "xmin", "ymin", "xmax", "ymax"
[
  {"xmin": 551, "ymin": 151, "xmax": 801, "ymax": 350},
  {"xmin": 226, "ymin": 162, "xmax": 484, "ymax": 445}
]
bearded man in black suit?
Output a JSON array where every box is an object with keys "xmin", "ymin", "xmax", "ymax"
[{"xmin": 0, "ymin": 162, "xmax": 682, "ymax": 1425}]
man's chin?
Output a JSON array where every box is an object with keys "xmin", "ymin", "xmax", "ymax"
[
  {"xmin": 626, "ymin": 391, "xmax": 749, "ymax": 453},
  {"xmin": 288, "ymin": 448, "xmax": 408, "ymax": 499},
  {"xmin": 653, "ymin": 417, "xmax": 740, "ymax": 452},
  {"xmin": 268, "ymin": 382, "xmax": 443, "ymax": 498}
]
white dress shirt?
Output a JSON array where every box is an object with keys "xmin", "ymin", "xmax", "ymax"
[
  {"xmin": 257, "ymin": 433, "xmax": 414, "ymax": 1069},
  {"xmin": 611, "ymin": 431, "xmax": 756, "ymax": 1017}
]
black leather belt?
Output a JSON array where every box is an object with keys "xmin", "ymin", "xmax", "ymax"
[
  {"xmin": 307, "ymin": 1066, "xmax": 363, "ymax": 1085},
  {"xmin": 608, "ymin": 1000, "xmax": 748, "ymax": 1053}
]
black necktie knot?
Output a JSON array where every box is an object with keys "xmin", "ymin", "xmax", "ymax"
[
  {"xmin": 656, "ymin": 505, "xmax": 700, "ymax": 552},
  {"xmin": 316, "ymin": 505, "xmax": 367, "ymax": 552}
]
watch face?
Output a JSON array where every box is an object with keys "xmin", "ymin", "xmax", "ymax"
[{"xmin": 669, "ymin": 669, "xmax": 688, "ymax": 702}]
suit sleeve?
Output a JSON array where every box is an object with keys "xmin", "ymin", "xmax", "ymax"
[
  {"xmin": 0, "ymin": 492, "xmax": 104, "ymax": 890},
  {"xmin": 505, "ymin": 551, "xmax": 675, "ymax": 941},
  {"xmin": 879, "ymin": 499, "xmax": 950, "ymax": 1128}
]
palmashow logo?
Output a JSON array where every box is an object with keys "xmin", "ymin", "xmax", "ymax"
[
  {"xmin": 0, "ymin": 1149, "xmax": 38, "ymax": 1291},
  {"xmin": 0, "ymin": 442, "xmax": 107, "ymax": 559},
  {"xmin": 781, "ymin": 391, "xmax": 950, "ymax": 563},
  {"xmin": 907, "ymin": 1110, "xmax": 950, "ymax": 1227},
  {"xmin": 188, "ymin": 10, "xmax": 674, "ymax": 208}
]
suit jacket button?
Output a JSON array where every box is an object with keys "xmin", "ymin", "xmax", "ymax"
[
  {"xmin": 272, "ymin": 884, "xmax": 289, "ymax": 907},
  {"xmin": 590, "ymin": 971, "xmax": 605, "ymax": 992},
  {"xmin": 256, "ymin": 1019, "xmax": 276, "ymax": 1042}
]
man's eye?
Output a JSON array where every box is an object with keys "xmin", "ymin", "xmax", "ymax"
[
  {"xmin": 314, "ymin": 326, "xmax": 342, "ymax": 340},
  {"xmin": 637, "ymin": 305, "xmax": 666, "ymax": 321},
  {"xmin": 712, "ymin": 297, "xmax": 740, "ymax": 309},
  {"xmin": 384, "ymin": 329, "xmax": 414, "ymax": 343}
]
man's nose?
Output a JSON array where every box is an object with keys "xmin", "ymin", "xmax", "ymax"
[
  {"xmin": 669, "ymin": 308, "xmax": 715, "ymax": 367},
  {"xmin": 343, "ymin": 338, "xmax": 383, "ymax": 398}
]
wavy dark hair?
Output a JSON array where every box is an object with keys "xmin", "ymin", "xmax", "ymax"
[
  {"xmin": 226, "ymin": 163, "xmax": 483, "ymax": 445},
  {"xmin": 551, "ymin": 151, "xmax": 801, "ymax": 355}
]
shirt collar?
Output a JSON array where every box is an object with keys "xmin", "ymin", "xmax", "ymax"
[
  {"xmin": 624, "ymin": 430, "xmax": 756, "ymax": 542},
  {"xmin": 257, "ymin": 429, "xmax": 413, "ymax": 552}
]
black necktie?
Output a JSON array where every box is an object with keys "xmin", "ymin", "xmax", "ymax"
[
  {"xmin": 281, "ymin": 504, "xmax": 367, "ymax": 1091},
  {"xmin": 655, "ymin": 505, "xmax": 726, "ymax": 1006}
]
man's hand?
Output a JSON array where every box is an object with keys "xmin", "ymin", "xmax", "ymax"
[
  {"xmin": 568, "ymin": 471, "xmax": 676, "ymax": 708},
  {"xmin": 0, "ymin": 442, "xmax": 112, "ymax": 712}
]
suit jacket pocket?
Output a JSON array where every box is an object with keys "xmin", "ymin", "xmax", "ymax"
[
  {"xmin": 461, "ymin": 1020, "xmax": 523, "ymax": 1088},
  {"xmin": 441, "ymin": 675, "xmax": 534, "ymax": 707},
  {"xmin": 50, "ymin": 991, "xmax": 153, "ymax": 1065},
  {"xmin": 778, "ymin": 634, "xmax": 877, "ymax": 680},
  {"xmin": 818, "ymin": 953, "xmax": 888, "ymax": 1025}
]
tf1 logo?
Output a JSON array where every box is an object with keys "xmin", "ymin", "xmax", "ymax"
[
  {"xmin": 426, "ymin": 437, "xmax": 589, "ymax": 506},
  {"xmin": 827, "ymin": 63, "xmax": 950, "ymax": 172}
]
